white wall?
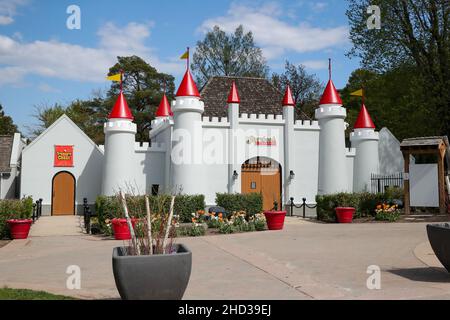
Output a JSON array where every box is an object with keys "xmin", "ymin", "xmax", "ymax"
[
  {"xmin": 379, "ymin": 127, "xmax": 403, "ymax": 175},
  {"xmin": 21, "ymin": 115, "xmax": 104, "ymax": 215},
  {"xmin": 291, "ymin": 126, "xmax": 320, "ymax": 204},
  {"xmin": 410, "ymin": 163, "xmax": 439, "ymax": 207}
]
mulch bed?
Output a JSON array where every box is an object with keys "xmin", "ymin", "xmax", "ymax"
[{"xmin": 353, "ymin": 215, "xmax": 450, "ymax": 224}]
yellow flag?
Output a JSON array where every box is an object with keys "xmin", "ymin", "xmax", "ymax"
[
  {"xmin": 106, "ymin": 73, "xmax": 122, "ymax": 82},
  {"xmin": 350, "ymin": 89, "xmax": 363, "ymax": 96},
  {"xmin": 180, "ymin": 50, "xmax": 189, "ymax": 60}
]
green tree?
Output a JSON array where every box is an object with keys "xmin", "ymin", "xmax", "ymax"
[
  {"xmin": 0, "ymin": 104, "xmax": 18, "ymax": 135},
  {"xmin": 341, "ymin": 65, "xmax": 439, "ymax": 141},
  {"xmin": 31, "ymin": 98, "xmax": 105, "ymax": 144},
  {"xmin": 271, "ymin": 61, "xmax": 323, "ymax": 119},
  {"xmin": 192, "ymin": 25, "xmax": 269, "ymax": 87},
  {"xmin": 346, "ymin": 0, "xmax": 450, "ymax": 136},
  {"xmin": 106, "ymin": 56, "xmax": 175, "ymax": 143}
]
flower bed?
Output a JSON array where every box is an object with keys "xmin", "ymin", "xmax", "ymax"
[
  {"xmin": 375, "ymin": 203, "xmax": 401, "ymax": 222},
  {"xmin": 187, "ymin": 210, "xmax": 266, "ymax": 234}
]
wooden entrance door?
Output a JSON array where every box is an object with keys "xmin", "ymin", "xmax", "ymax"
[
  {"xmin": 241, "ymin": 158, "xmax": 281, "ymax": 211},
  {"xmin": 52, "ymin": 171, "xmax": 75, "ymax": 216}
]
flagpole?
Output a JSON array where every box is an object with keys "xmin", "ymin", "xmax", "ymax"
[
  {"xmin": 187, "ymin": 47, "xmax": 190, "ymax": 70},
  {"xmin": 328, "ymin": 58, "xmax": 331, "ymax": 80},
  {"xmin": 119, "ymin": 69, "xmax": 123, "ymax": 92}
]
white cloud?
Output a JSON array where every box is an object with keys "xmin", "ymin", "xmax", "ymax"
[
  {"xmin": 310, "ymin": 2, "xmax": 327, "ymax": 12},
  {"xmin": 0, "ymin": 0, "xmax": 28, "ymax": 25},
  {"xmin": 0, "ymin": 22, "xmax": 183, "ymax": 86},
  {"xmin": 300, "ymin": 60, "xmax": 328, "ymax": 70},
  {"xmin": 199, "ymin": 2, "xmax": 348, "ymax": 59},
  {"xmin": 38, "ymin": 83, "xmax": 61, "ymax": 93}
]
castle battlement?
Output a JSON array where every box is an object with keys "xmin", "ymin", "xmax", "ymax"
[
  {"xmin": 202, "ymin": 116, "xmax": 230, "ymax": 128},
  {"xmin": 315, "ymin": 105, "xmax": 346, "ymax": 120},
  {"xmin": 350, "ymin": 129, "xmax": 379, "ymax": 141},
  {"xmin": 346, "ymin": 148, "xmax": 356, "ymax": 157},
  {"xmin": 239, "ymin": 113, "xmax": 284, "ymax": 124},
  {"xmin": 104, "ymin": 120, "xmax": 137, "ymax": 133},
  {"xmin": 134, "ymin": 141, "xmax": 166, "ymax": 153},
  {"xmin": 294, "ymin": 120, "xmax": 320, "ymax": 130}
]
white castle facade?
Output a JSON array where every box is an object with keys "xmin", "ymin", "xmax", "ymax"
[{"xmin": 19, "ymin": 69, "xmax": 403, "ymax": 215}]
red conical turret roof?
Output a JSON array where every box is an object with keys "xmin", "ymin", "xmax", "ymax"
[
  {"xmin": 109, "ymin": 91, "xmax": 133, "ymax": 120},
  {"xmin": 155, "ymin": 93, "xmax": 173, "ymax": 117},
  {"xmin": 319, "ymin": 80, "xmax": 342, "ymax": 105},
  {"xmin": 176, "ymin": 69, "xmax": 200, "ymax": 97},
  {"xmin": 282, "ymin": 85, "xmax": 295, "ymax": 106},
  {"xmin": 354, "ymin": 103, "xmax": 375, "ymax": 129},
  {"xmin": 227, "ymin": 81, "xmax": 240, "ymax": 103}
]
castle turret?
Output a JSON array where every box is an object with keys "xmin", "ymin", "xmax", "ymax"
[
  {"xmin": 152, "ymin": 93, "xmax": 173, "ymax": 128},
  {"xmin": 315, "ymin": 64, "xmax": 348, "ymax": 194},
  {"xmin": 227, "ymin": 81, "xmax": 240, "ymax": 193},
  {"xmin": 171, "ymin": 69, "xmax": 205, "ymax": 194},
  {"xmin": 102, "ymin": 91, "xmax": 137, "ymax": 196},
  {"xmin": 282, "ymin": 85, "xmax": 295, "ymax": 204},
  {"xmin": 350, "ymin": 103, "xmax": 379, "ymax": 192}
]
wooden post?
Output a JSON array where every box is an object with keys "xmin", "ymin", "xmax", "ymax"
[
  {"xmin": 403, "ymin": 152, "xmax": 411, "ymax": 215},
  {"xmin": 437, "ymin": 145, "xmax": 446, "ymax": 214}
]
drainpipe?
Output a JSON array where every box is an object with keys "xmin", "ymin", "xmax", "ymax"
[{"xmin": 0, "ymin": 172, "xmax": 3, "ymax": 199}]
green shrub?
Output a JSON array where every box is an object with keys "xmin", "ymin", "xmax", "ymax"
[
  {"xmin": 384, "ymin": 187, "xmax": 404, "ymax": 202},
  {"xmin": 0, "ymin": 197, "xmax": 34, "ymax": 239},
  {"xmin": 316, "ymin": 192, "xmax": 388, "ymax": 222},
  {"xmin": 176, "ymin": 223, "xmax": 206, "ymax": 237},
  {"xmin": 215, "ymin": 193, "xmax": 263, "ymax": 216},
  {"xmin": 95, "ymin": 194, "xmax": 205, "ymax": 234}
]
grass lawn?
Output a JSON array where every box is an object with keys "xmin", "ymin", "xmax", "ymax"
[{"xmin": 0, "ymin": 287, "xmax": 76, "ymax": 300}]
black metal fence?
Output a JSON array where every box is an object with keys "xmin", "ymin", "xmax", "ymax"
[
  {"xmin": 370, "ymin": 172, "xmax": 404, "ymax": 193},
  {"xmin": 288, "ymin": 197, "xmax": 317, "ymax": 218},
  {"xmin": 83, "ymin": 198, "xmax": 92, "ymax": 234},
  {"xmin": 32, "ymin": 198, "xmax": 42, "ymax": 223}
]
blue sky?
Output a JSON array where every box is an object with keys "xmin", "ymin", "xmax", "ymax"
[{"xmin": 0, "ymin": 0, "xmax": 360, "ymax": 133}]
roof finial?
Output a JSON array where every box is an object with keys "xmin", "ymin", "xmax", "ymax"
[{"xmin": 328, "ymin": 58, "xmax": 331, "ymax": 80}]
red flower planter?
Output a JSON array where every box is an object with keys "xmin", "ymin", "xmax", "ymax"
[
  {"xmin": 112, "ymin": 218, "xmax": 138, "ymax": 240},
  {"xmin": 263, "ymin": 211, "xmax": 286, "ymax": 230},
  {"xmin": 7, "ymin": 219, "xmax": 33, "ymax": 239},
  {"xmin": 335, "ymin": 207, "xmax": 355, "ymax": 223}
]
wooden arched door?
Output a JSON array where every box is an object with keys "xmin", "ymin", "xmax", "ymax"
[
  {"xmin": 241, "ymin": 157, "xmax": 282, "ymax": 211},
  {"xmin": 52, "ymin": 171, "xmax": 75, "ymax": 216}
]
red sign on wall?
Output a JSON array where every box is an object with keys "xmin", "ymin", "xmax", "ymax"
[{"xmin": 54, "ymin": 145, "xmax": 74, "ymax": 167}]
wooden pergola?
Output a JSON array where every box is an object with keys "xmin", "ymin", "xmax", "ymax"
[{"xmin": 400, "ymin": 136, "xmax": 449, "ymax": 215}]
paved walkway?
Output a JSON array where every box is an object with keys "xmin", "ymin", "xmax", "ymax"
[{"xmin": 0, "ymin": 217, "xmax": 449, "ymax": 299}]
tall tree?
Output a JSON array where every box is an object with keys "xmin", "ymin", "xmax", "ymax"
[
  {"xmin": 106, "ymin": 56, "xmax": 175, "ymax": 143},
  {"xmin": 347, "ymin": 0, "xmax": 450, "ymax": 136},
  {"xmin": 192, "ymin": 25, "xmax": 269, "ymax": 87},
  {"xmin": 271, "ymin": 61, "xmax": 323, "ymax": 119},
  {"xmin": 341, "ymin": 65, "xmax": 439, "ymax": 141},
  {"xmin": 0, "ymin": 104, "xmax": 18, "ymax": 135}
]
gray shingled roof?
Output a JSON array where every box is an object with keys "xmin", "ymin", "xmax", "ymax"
[
  {"xmin": 0, "ymin": 136, "xmax": 13, "ymax": 173},
  {"xmin": 400, "ymin": 136, "xmax": 449, "ymax": 148},
  {"xmin": 200, "ymin": 76, "xmax": 304, "ymax": 119}
]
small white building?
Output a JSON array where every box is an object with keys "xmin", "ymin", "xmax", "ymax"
[{"xmin": 19, "ymin": 69, "xmax": 401, "ymax": 215}]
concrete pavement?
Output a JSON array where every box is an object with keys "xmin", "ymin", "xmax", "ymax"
[{"xmin": 0, "ymin": 216, "xmax": 449, "ymax": 299}]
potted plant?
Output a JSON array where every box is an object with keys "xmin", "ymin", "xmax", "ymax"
[
  {"xmin": 263, "ymin": 201, "xmax": 286, "ymax": 230},
  {"xmin": 426, "ymin": 223, "xmax": 450, "ymax": 273},
  {"xmin": 6, "ymin": 197, "xmax": 34, "ymax": 239},
  {"xmin": 334, "ymin": 194, "xmax": 356, "ymax": 223},
  {"xmin": 112, "ymin": 192, "xmax": 192, "ymax": 300},
  {"xmin": 111, "ymin": 217, "xmax": 138, "ymax": 240}
]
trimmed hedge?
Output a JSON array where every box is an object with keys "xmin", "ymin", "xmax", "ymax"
[
  {"xmin": 0, "ymin": 197, "xmax": 34, "ymax": 239},
  {"xmin": 95, "ymin": 194, "xmax": 205, "ymax": 233},
  {"xmin": 316, "ymin": 188, "xmax": 404, "ymax": 222},
  {"xmin": 215, "ymin": 193, "xmax": 263, "ymax": 216}
]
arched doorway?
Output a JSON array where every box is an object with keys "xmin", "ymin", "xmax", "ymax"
[
  {"xmin": 52, "ymin": 171, "xmax": 76, "ymax": 216},
  {"xmin": 241, "ymin": 157, "xmax": 282, "ymax": 211}
]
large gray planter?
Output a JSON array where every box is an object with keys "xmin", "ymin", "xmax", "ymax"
[
  {"xmin": 112, "ymin": 244, "xmax": 192, "ymax": 300},
  {"xmin": 426, "ymin": 223, "xmax": 450, "ymax": 273}
]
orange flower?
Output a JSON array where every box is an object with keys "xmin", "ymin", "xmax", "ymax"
[
  {"xmin": 376, "ymin": 205, "xmax": 382, "ymax": 210},
  {"xmin": 191, "ymin": 218, "xmax": 197, "ymax": 223},
  {"xmin": 218, "ymin": 213, "xmax": 223, "ymax": 218}
]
